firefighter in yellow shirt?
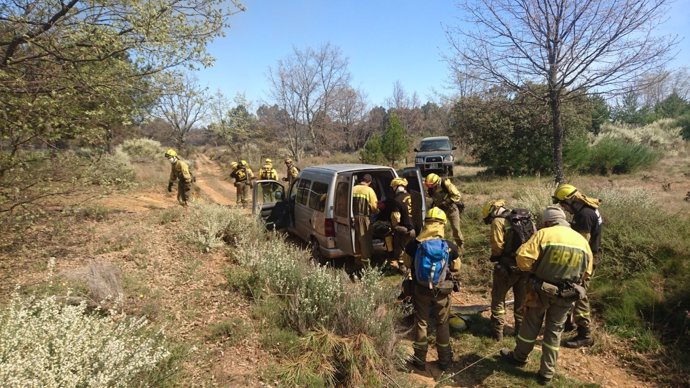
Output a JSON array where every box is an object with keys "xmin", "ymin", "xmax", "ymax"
[
  {"xmin": 259, "ymin": 158, "xmax": 278, "ymax": 203},
  {"xmin": 352, "ymin": 174, "xmax": 378, "ymax": 269},
  {"xmin": 230, "ymin": 160, "xmax": 255, "ymax": 207},
  {"xmin": 500, "ymin": 206, "xmax": 593, "ymax": 386},
  {"xmin": 424, "ymin": 173, "xmax": 465, "ymax": 249},
  {"xmin": 164, "ymin": 149, "xmax": 193, "ymax": 207}
]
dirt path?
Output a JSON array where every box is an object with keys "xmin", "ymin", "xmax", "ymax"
[{"xmin": 193, "ymin": 154, "xmax": 237, "ymax": 206}]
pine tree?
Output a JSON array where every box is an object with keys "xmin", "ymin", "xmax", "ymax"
[{"xmin": 381, "ymin": 111, "xmax": 409, "ymax": 167}]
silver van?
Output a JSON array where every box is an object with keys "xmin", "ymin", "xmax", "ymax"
[{"xmin": 252, "ymin": 164, "xmax": 426, "ymax": 263}]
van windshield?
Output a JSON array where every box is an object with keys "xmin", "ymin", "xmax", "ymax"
[{"xmin": 419, "ymin": 139, "xmax": 451, "ymax": 151}]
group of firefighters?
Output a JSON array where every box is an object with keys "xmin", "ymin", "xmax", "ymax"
[
  {"xmin": 336, "ymin": 170, "xmax": 601, "ymax": 385},
  {"xmin": 164, "ymin": 148, "xmax": 602, "ymax": 385}
]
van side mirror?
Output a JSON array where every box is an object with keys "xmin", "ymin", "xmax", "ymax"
[{"xmin": 413, "ymin": 148, "xmax": 419, "ymax": 152}]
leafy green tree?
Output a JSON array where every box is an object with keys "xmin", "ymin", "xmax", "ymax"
[
  {"xmin": 0, "ymin": 0, "xmax": 244, "ymax": 214},
  {"xmin": 655, "ymin": 92, "xmax": 689, "ymax": 119},
  {"xmin": 589, "ymin": 96, "xmax": 610, "ymax": 135},
  {"xmin": 360, "ymin": 134, "xmax": 384, "ymax": 164},
  {"xmin": 380, "ymin": 111, "xmax": 409, "ymax": 166},
  {"xmin": 452, "ymin": 87, "xmax": 590, "ymax": 175}
]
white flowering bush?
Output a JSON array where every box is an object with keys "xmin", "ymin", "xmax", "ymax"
[
  {"xmin": 0, "ymin": 292, "xmax": 171, "ymax": 388},
  {"xmin": 184, "ymin": 203, "xmax": 261, "ymax": 252}
]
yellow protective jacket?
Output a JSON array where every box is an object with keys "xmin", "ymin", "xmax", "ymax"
[
  {"xmin": 431, "ymin": 179, "xmax": 462, "ymax": 213},
  {"xmin": 352, "ymin": 183, "xmax": 378, "ymax": 216},
  {"xmin": 259, "ymin": 165, "xmax": 277, "ymax": 180},
  {"xmin": 516, "ymin": 224, "xmax": 593, "ymax": 286},
  {"xmin": 231, "ymin": 167, "xmax": 254, "ymax": 183},
  {"xmin": 489, "ymin": 215, "xmax": 508, "ymax": 257},
  {"xmin": 169, "ymin": 160, "xmax": 192, "ymax": 185},
  {"xmin": 402, "ymin": 222, "xmax": 461, "ymax": 275},
  {"xmin": 286, "ymin": 165, "xmax": 299, "ymax": 181}
]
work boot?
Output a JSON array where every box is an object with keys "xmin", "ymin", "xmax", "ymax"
[
  {"xmin": 499, "ymin": 348, "xmax": 527, "ymax": 367},
  {"xmin": 491, "ymin": 323, "xmax": 504, "ymax": 341},
  {"xmin": 564, "ymin": 326, "xmax": 594, "ymax": 348},
  {"xmin": 513, "ymin": 322, "xmax": 521, "ymax": 337},
  {"xmin": 411, "ymin": 346, "xmax": 427, "ymax": 370},
  {"xmin": 437, "ymin": 346, "xmax": 453, "ymax": 371},
  {"xmin": 537, "ymin": 373, "xmax": 553, "ymax": 386},
  {"xmin": 563, "ymin": 315, "xmax": 576, "ymax": 333}
]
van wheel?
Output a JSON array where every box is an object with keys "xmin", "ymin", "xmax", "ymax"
[{"xmin": 310, "ymin": 238, "xmax": 328, "ymax": 266}]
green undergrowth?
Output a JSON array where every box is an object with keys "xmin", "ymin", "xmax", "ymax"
[
  {"xmin": 183, "ymin": 203, "xmax": 406, "ymax": 387},
  {"xmin": 460, "ymin": 182, "xmax": 690, "ymax": 385}
]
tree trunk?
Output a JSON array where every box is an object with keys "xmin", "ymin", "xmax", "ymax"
[{"xmin": 549, "ymin": 93, "xmax": 565, "ymax": 184}]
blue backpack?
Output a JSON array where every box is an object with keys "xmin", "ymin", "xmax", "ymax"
[{"xmin": 414, "ymin": 239, "xmax": 450, "ymax": 289}]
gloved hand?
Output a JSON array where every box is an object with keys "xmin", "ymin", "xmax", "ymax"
[
  {"xmin": 408, "ymin": 229, "xmax": 416, "ymax": 238},
  {"xmin": 167, "ymin": 182, "xmax": 173, "ymax": 192},
  {"xmin": 456, "ymin": 201, "xmax": 465, "ymax": 213}
]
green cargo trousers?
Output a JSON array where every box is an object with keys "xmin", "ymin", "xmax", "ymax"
[
  {"xmin": 177, "ymin": 181, "xmax": 191, "ymax": 206},
  {"xmin": 354, "ymin": 215, "xmax": 372, "ymax": 267},
  {"xmin": 491, "ymin": 264, "xmax": 528, "ymax": 334},
  {"xmin": 513, "ymin": 288, "xmax": 575, "ymax": 379},
  {"xmin": 412, "ymin": 285, "xmax": 451, "ymax": 353}
]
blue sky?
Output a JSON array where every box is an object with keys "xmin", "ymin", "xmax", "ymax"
[{"xmin": 196, "ymin": 0, "xmax": 690, "ymax": 109}]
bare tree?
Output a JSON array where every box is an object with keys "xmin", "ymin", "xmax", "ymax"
[
  {"xmin": 330, "ymin": 86, "xmax": 368, "ymax": 151},
  {"xmin": 446, "ymin": 0, "xmax": 677, "ymax": 183},
  {"xmin": 268, "ymin": 43, "xmax": 352, "ymax": 159},
  {"xmin": 154, "ymin": 74, "xmax": 209, "ymax": 150}
]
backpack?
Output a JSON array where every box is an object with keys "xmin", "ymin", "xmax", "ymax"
[
  {"xmin": 414, "ymin": 239, "xmax": 450, "ymax": 289},
  {"xmin": 502, "ymin": 208, "xmax": 536, "ymax": 266}
]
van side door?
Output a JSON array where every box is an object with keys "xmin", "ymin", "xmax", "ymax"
[
  {"xmin": 252, "ymin": 180, "xmax": 288, "ymax": 230},
  {"xmin": 400, "ymin": 167, "xmax": 427, "ymax": 234},
  {"xmin": 333, "ymin": 173, "xmax": 356, "ymax": 256}
]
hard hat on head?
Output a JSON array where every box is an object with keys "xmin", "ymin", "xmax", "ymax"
[
  {"xmin": 552, "ymin": 183, "xmax": 578, "ymax": 203},
  {"xmin": 164, "ymin": 149, "xmax": 177, "ymax": 158},
  {"xmin": 230, "ymin": 161, "xmax": 238, "ymax": 168},
  {"xmin": 240, "ymin": 160, "xmax": 248, "ymax": 167},
  {"xmin": 482, "ymin": 199, "xmax": 506, "ymax": 220},
  {"xmin": 390, "ymin": 177, "xmax": 408, "ymax": 189},
  {"xmin": 425, "ymin": 207, "xmax": 447, "ymax": 224},
  {"xmin": 265, "ymin": 158, "xmax": 272, "ymax": 164},
  {"xmin": 285, "ymin": 157, "xmax": 293, "ymax": 164},
  {"xmin": 424, "ymin": 173, "xmax": 441, "ymax": 188}
]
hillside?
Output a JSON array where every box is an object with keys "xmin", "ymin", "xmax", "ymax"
[{"xmin": 1, "ymin": 150, "xmax": 688, "ymax": 387}]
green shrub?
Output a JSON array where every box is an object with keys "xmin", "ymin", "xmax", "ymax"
[
  {"xmin": 207, "ymin": 317, "xmax": 253, "ymax": 346},
  {"xmin": 117, "ymin": 138, "xmax": 163, "ymax": 163},
  {"xmin": 565, "ymin": 137, "xmax": 660, "ymax": 175},
  {"xmin": 210, "ymin": 208, "xmax": 404, "ymax": 387},
  {"xmin": 0, "ymin": 292, "xmax": 171, "ymax": 387},
  {"xmin": 87, "ymin": 150, "xmax": 137, "ymax": 188},
  {"xmin": 183, "ymin": 203, "xmax": 259, "ymax": 252}
]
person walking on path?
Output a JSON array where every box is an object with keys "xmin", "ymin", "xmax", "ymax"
[
  {"xmin": 282, "ymin": 157, "xmax": 300, "ymax": 186},
  {"xmin": 230, "ymin": 160, "xmax": 254, "ymax": 207},
  {"xmin": 258, "ymin": 158, "xmax": 278, "ymax": 203},
  {"xmin": 165, "ymin": 149, "xmax": 193, "ymax": 207}
]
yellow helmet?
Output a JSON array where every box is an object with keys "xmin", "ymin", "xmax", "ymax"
[
  {"xmin": 230, "ymin": 161, "xmax": 238, "ymax": 169},
  {"xmin": 265, "ymin": 158, "xmax": 272, "ymax": 165},
  {"xmin": 164, "ymin": 149, "xmax": 177, "ymax": 158},
  {"xmin": 425, "ymin": 207, "xmax": 447, "ymax": 224},
  {"xmin": 285, "ymin": 157, "xmax": 293, "ymax": 164},
  {"xmin": 482, "ymin": 199, "xmax": 506, "ymax": 220},
  {"xmin": 425, "ymin": 173, "xmax": 441, "ymax": 188},
  {"xmin": 390, "ymin": 177, "xmax": 408, "ymax": 189},
  {"xmin": 240, "ymin": 160, "xmax": 248, "ymax": 167},
  {"xmin": 552, "ymin": 183, "xmax": 578, "ymax": 203}
]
